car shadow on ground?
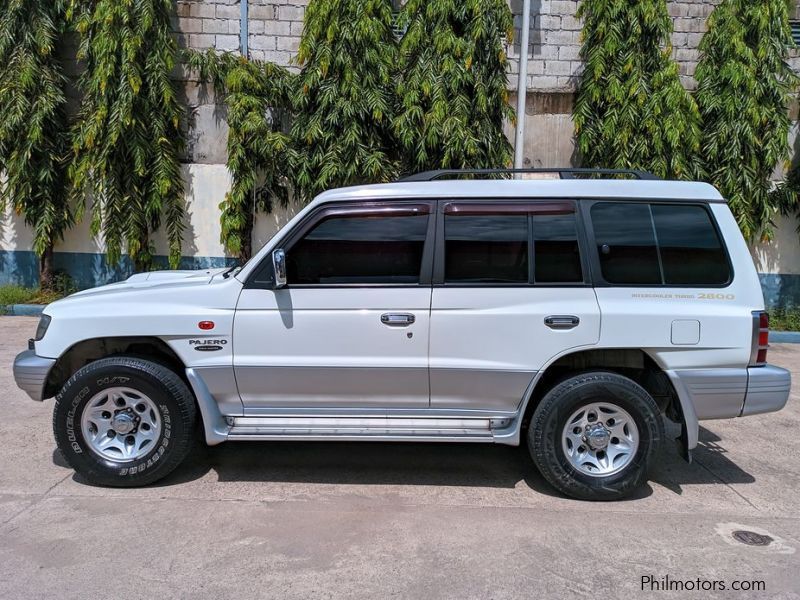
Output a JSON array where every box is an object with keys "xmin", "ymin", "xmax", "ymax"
[
  {"xmin": 650, "ymin": 426, "xmax": 755, "ymax": 495},
  {"xmin": 53, "ymin": 424, "xmax": 754, "ymax": 501}
]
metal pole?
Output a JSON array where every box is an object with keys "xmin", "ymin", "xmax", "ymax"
[
  {"xmin": 240, "ymin": 0, "xmax": 249, "ymax": 59},
  {"xmin": 513, "ymin": 0, "xmax": 531, "ymax": 171}
]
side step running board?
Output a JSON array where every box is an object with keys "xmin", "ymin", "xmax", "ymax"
[{"xmin": 227, "ymin": 416, "xmax": 497, "ymax": 442}]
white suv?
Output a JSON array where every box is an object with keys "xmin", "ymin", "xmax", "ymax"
[{"xmin": 13, "ymin": 169, "xmax": 791, "ymax": 500}]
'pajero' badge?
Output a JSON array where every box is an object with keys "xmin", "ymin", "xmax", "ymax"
[{"xmin": 189, "ymin": 339, "xmax": 227, "ymax": 352}]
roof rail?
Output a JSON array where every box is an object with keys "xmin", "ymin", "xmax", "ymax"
[{"xmin": 397, "ymin": 168, "xmax": 661, "ymax": 182}]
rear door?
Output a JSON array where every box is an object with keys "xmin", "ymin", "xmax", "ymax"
[
  {"xmin": 429, "ymin": 200, "xmax": 601, "ymax": 412},
  {"xmin": 584, "ymin": 200, "xmax": 757, "ymax": 417}
]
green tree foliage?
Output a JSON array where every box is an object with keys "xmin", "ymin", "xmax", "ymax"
[
  {"xmin": 769, "ymin": 117, "xmax": 800, "ymax": 232},
  {"xmin": 573, "ymin": 0, "xmax": 702, "ymax": 179},
  {"xmin": 0, "ymin": 0, "xmax": 72, "ymax": 289},
  {"xmin": 696, "ymin": 0, "xmax": 797, "ymax": 241},
  {"xmin": 771, "ymin": 158, "xmax": 800, "ymax": 234},
  {"xmin": 186, "ymin": 50, "xmax": 296, "ymax": 262},
  {"xmin": 393, "ymin": 0, "xmax": 514, "ymax": 173},
  {"xmin": 68, "ymin": 0, "xmax": 185, "ymax": 271},
  {"xmin": 292, "ymin": 0, "xmax": 399, "ymax": 200}
]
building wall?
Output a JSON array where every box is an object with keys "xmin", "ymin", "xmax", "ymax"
[
  {"xmin": 3, "ymin": 0, "xmax": 800, "ymax": 308},
  {"xmin": 505, "ymin": 0, "xmax": 725, "ymax": 93},
  {"xmin": 176, "ymin": 0, "xmax": 800, "ymax": 92},
  {"xmin": 177, "ymin": 0, "xmax": 800, "ymax": 170}
]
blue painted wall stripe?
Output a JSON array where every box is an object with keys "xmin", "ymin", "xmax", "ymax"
[{"xmin": 1, "ymin": 250, "xmax": 237, "ymax": 290}]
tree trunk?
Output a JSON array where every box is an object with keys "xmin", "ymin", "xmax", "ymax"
[
  {"xmin": 240, "ymin": 210, "xmax": 254, "ymax": 263},
  {"xmin": 39, "ymin": 245, "xmax": 55, "ymax": 292},
  {"xmin": 133, "ymin": 233, "xmax": 152, "ymax": 273}
]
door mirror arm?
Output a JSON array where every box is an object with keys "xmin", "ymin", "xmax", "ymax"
[{"xmin": 272, "ymin": 248, "xmax": 287, "ymax": 289}]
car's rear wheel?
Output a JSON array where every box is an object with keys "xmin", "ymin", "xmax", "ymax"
[
  {"xmin": 53, "ymin": 356, "xmax": 196, "ymax": 487},
  {"xmin": 527, "ymin": 371, "xmax": 663, "ymax": 500}
]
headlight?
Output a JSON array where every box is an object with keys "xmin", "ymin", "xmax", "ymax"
[{"xmin": 34, "ymin": 314, "xmax": 51, "ymax": 341}]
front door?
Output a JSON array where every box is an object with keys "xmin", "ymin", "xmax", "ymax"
[{"xmin": 233, "ymin": 202, "xmax": 434, "ymax": 411}]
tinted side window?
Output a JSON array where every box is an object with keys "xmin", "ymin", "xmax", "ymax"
[
  {"xmin": 651, "ymin": 205, "xmax": 730, "ymax": 285},
  {"xmin": 532, "ymin": 213, "xmax": 582, "ymax": 283},
  {"xmin": 287, "ymin": 213, "xmax": 429, "ymax": 284},
  {"xmin": 591, "ymin": 203, "xmax": 661, "ymax": 285},
  {"xmin": 445, "ymin": 214, "xmax": 529, "ymax": 283}
]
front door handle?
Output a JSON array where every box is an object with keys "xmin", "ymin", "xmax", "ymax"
[
  {"xmin": 544, "ymin": 315, "xmax": 580, "ymax": 330},
  {"xmin": 381, "ymin": 313, "xmax": 416, "ymax": 327}
]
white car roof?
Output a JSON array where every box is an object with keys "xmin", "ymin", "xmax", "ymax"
[{"xmin": 313, "ymin": 179, "xmax": 725, "ymax": 204}]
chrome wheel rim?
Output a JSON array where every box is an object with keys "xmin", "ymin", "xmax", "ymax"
[
  {"xmin": 561, "ymin": 402, "xmax": 639, "ymax": 478},
  {"xmin": 80, "ymin": 387, "xmax": 162, "ymax": 463}
]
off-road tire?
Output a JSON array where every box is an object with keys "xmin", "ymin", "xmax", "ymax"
[
  {"xmin": 528, "ymin": 371, "xmax": 663, "ymax": 501},
  {"xmin": 53, "ymin": 356, "xmax": 196, "ymax": 487}
]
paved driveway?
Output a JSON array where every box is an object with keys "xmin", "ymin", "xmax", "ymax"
[{"xmin": 0, "ymin": 316, "xmax": 798, "ymax": 598}]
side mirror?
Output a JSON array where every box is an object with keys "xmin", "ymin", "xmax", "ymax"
[{"xmin": 272, "ymin": 248, "xmax": 287, "ymax": 289}]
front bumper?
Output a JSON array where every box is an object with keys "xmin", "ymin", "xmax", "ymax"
[{"xmin": 13, "ymin": 350, "xmax": 56, "ymax": 401}]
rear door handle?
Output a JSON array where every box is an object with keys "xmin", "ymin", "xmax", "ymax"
[
  {"xmin": 544, "ymin": 315, "xmax": 580, "ymax": 330},
  {"xmin": 381, "ymin": 313, "xmax": 416, "ymax": 327}
]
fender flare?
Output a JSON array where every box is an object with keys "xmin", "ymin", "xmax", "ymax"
[{"xmin": 495, "ymin": 349, "xmax": 698, "ymax": 456}]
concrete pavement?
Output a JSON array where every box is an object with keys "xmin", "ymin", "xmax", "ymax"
[{"xmin": 1, "ymin": 316, "xmax": 798, "ymax": 598}]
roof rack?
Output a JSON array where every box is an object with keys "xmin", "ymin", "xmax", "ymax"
[{"xmin": 398, "ymin": 168, "xmax": 661, "ymax": 182}]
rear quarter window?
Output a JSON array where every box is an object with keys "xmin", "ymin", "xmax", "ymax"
[
  {"xmin": 651, "ymin": 205, "xmax": 730, "ymax": 285},
  {"xmin": 590, "ymin": 202, "xmax": 731, "ymax": 286}
]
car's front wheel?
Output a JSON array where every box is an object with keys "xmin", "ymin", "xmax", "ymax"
[
  {"xmin": 53, "ymin": 356, "xmax": 196, "ymax": 487},
  {"xmin": 528, "ymin": 371, "xmax": 664, "ymax": 500}
]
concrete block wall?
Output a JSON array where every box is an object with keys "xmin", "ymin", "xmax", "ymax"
[
  {"xmin": 246, "ymin": 0, "xmax": 305, "ymax": 67},
  {"xmin": 176, "ymin": 0, "xmax": 719, "ymax": 92},
  {"xmin": 507, "ymin": 0, "xmax": 583, "ymax": 93},
  {"xmin": 507, "ymin": 0, "xmax": 799, "ymax": 92},
  {"xmin": 177, "ymin": 0, "xmax": 800, "ymax": 169},
  {"xmin": 177, "ymin": 0, "xmax": 738, "ymax": 92},
  {"xmin": 668, "ymin": 0, "xmax": 720, "ymax": 89},
  {"xmin": 175, "ymin": 0, "xmax": 242, "ymax": 53},
  {"xmin": 179, "ymin": 0, "xmax": 778, "ymax": 164},
  {"xmin": 174, "ymin": 0, "xmax": 756, "ymax": 93}
]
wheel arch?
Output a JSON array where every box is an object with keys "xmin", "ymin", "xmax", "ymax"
[
  {"xmin": 44, "ymin": 336, "xmax": 187, "ymax": 399},
  {"xmin": 518, "ymin": 348, "xmax": 684, "ymax": 441}
]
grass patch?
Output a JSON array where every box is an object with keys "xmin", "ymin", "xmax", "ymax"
[
  {"xmin": 0, "ymin": 285, "xmax": 37, "ymax": 307},
  {"xmin": 29, "ymin": 288, "xmax": 68, "ymax": 305},
  {"xmin": 769, "ymin": 308, "xmax": 800, "ymax": 332},
  {"xmin": 0, "ymin": 285, "xmax": 37, "ymax": 315},
  {"xmin": 0, "ymin": 275, "xmax": 76, "ymax": 313}
]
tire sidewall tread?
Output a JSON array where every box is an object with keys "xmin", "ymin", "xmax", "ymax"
[
  {"xmin": 528, "ymin": 371, "xmax": 664, "ymax": 501},
  {"xmin": 53, "ymin": 356, "xmax": 196, "ymax": 487}
]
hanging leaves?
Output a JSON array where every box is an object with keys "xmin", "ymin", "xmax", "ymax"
[
  {"xmin": 573, "ymin": 0, "xmax": 702, "ymax": 180},
  {"xmin": 696, "ymin": 0, "xmax": 798, "ymax": 241},
  {"xmin": 186, "ymin": 50, "xmax": 296, "ymax": 262},
  {"xmin": 771, "ymin": 153, "xmax": 800, "ymax": 235},
  {"xmin": 292, "ymin": 0, "xmax": 399, "ymax": 200},
  {"xmin": 68, "ymin": 0, "xmax": 186, "ymax": 271},
  {"xmin": 0, "ymin": 0, "xmax": 72, "ymax": 288},
  {"xmin": 393, "ymin": 0, "xmax": 514, "ymax": 174}
]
